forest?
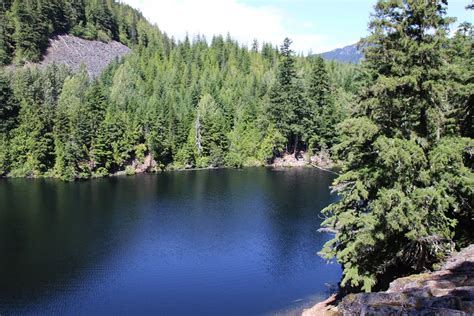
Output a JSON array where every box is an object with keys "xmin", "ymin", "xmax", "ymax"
[
  {"xmin": 0, "ymin": 0, "xmax": 473, "ymax": 295},
  {"xmin": 0, "ymin": 0, "xmax": 359, "ymax": 180}
]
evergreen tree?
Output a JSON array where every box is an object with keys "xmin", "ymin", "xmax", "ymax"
[
  {"xmin": 11, "ymin": 0, "xmax": 42, "ymax": 62},
  {"xmin": 0, "ymin": 0, "xmax": 361, "ymax": 178},
  {"xmin": 0, "ymin": 71, "xmax": 19, "ymax": 133},
  {"xmin": 445, "ymin": 15, "xmax": 473, "ymax": 138},
  {"xmin": 0, "ymin": 8, "xmax": 13, "ymax": 65},
  {"xmin": 64, "ymin": 0, "xmax": 86, "ymax": 27},
  {"xmin": 321, "ymin": 0, "xmax": 473, "ymax": 292},
  {"xmin": 269, "ymin": 38, "xmax": 307, "ymax": 155},
  {"xmin": 86, "ymin": 0, "xmax": 118, "ymax": 41},
  {"xmin": 193, "ymin": 94, "xmax": 228, "ymax": 167},
  {"xmin": 53, "ymin": 68, "xmax": 89, "ymax": 180},
  {"xmin": 306, "ymin": 56, "xmax": 343, "ymax": 150}
]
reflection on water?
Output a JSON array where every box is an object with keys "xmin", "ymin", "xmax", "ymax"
[{"xmin": 0, "ymin": 168, "xmax": 341, "ymax": 315}]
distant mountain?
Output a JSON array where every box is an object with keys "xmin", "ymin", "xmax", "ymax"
[{"xmin": 320, "ymin": 44, "xmax": 363, "ymax": 64}]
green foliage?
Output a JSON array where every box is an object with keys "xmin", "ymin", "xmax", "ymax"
[
  {"xmin": 11, "ymin": 0, "xmax": 43, "ymax": 63},
  {"xmin": 53, "ymin": 68, "xmax": 90, "ymax": 180},
  {"xmin": 269, "ymin": 38, "xmax": 307, "ymax": 153},
  {"xmin": 0, "ymin": 9, "xmax": 13, "ymax": 65},
  {"xmin": 0, "ymin": 134, "xmax": 10, "ymax": 176},
  {"xmin": 0, "ymin": 0, "xmax": 357, "ymax": 179},
  {"xmin": 193, "ymin": 94, "xmax": 228, "ymax": 167},
  {"xmin": 257, "ymin": 125, "xmax": 286, "ymax": 164},
  {"xmin": 321, "ymin": 0, "xmax": 474, "ymax": 292},
  {"xmin": 0, "ymin": 71, "xmax": 18, "ymax": 133},
  {"xmin": 305, "ymin": 56, "xmax": 344, "ymax": 151},
  {"xmin": 2, "ymin": 0, "xmax": 154, "ymax": 65},
  {"xmin": 0, "ymin": 0, "xmax": 471, "ymax": 304}
]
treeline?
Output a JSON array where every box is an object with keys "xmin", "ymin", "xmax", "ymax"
[
  {"xmin": 0, "ymin": 23, "xmax": 358, "ymax": 180},
  {"xmin": 321, "ymin": 1, "xmax": 473, "ymax": 293},
  {"xmin": 0, "ymin": 0, "xmax": 156, "ymax": 64}
]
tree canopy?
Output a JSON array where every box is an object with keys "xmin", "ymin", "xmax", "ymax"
[{"xmin": 0, "ymin": 0, "xmax": 355, "ymax": 179}]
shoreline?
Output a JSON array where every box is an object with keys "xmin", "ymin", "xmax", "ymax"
[
  {"xmin": 302, "ymin": 245, "xmax": 474, "ymax": 315},
  {"xmin": 1, "ymin": 152, "xmax": 340, "ymax": 181}
]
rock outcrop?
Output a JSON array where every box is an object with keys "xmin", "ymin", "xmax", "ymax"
[
  {"xmin": 272, "ymin": 151, "xmax": 335, "ymax": 169},
  {"xmin": 304, "ymin": 245, "xmax": 474, "ymax": 315}
]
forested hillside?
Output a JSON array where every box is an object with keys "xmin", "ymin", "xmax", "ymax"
[
  {"xmin": 0, "ymin": 0, "xmax": 359, "ymax": 180},
  {"xmin": 0, "ymin": 0, "xmax": 155, "ymax": 65},
  {"xmin": 0, "ymin": 0, "xmax": 472, "ymax": 306}
]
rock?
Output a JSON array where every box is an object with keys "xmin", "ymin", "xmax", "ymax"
[
  {"xmin": 131, "ymin": 154, "xmax": 157, "ymax": 173},
  {"xmin": 302, "ymin": 294, "xmax": 339, "ymax": 316},
  {"xmin": 8, "ymin": 35, "xmax": 131, "ymax": 78},
  {"xmin": 310, "ymin": 150, "xmax": 334, "ymax": 169},
  {"xmin": 304, "ymin": 245, "xmax": 474, "ymax": 316},
  {"xmin": 273, "ymin": 152, "xmax": 309, "ymax": 168}
]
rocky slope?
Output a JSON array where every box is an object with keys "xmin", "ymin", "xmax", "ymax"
[
  {"xmin": 8, "ymin": 35, "xmax": 131, "ymax": 78},
  {"xmin": 40, "ymin": 35, "xmax": 131, "ymax": 77},
  {"xmin": 304, "ymin": 245, "xmax": 474, "ymax": 315}
]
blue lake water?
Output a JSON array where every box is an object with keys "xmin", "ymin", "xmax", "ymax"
[{"xmin": 0, "ymin": 168, "xmax": 341, "ymax": 315}]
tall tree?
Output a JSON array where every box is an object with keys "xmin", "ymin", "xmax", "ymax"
[
  {"xmin": 11, "ymin": 0, "xmax": 42, "ymax": 62},
  {"xmin": 269, "ymin": 38, "xmax": 307, "ymax": 155},
  {"xmin": 305, "ymin": 56, "xmax": 339, "ymax": 150},
  {"xmin": 53, "ymin": 68, "xmax": 89, "ymax": 180},
  {"xmin": 0, "ymin": 71, "xmax": 19, "ymax": 133},
  {"xmin": 321, "ymin": 0, "xmax": 473, "ymax": 293},
  {"xmin": 0, "ymin": 7, "xmax": 13, "ymax": 65}
]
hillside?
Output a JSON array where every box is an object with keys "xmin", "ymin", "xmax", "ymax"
[
  {"xmin": 320, "ymin": 44, "xmax": 363, "ymax": 64},
  {"xmin": 38, "ymin": 35, "xmax": 131, "ymax": 77},
  {"xmin": 0, "ymin": 0, "xmax": 154, "ymax": 66}
]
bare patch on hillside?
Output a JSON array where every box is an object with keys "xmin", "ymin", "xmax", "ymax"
[{"xmin": 39, "ymin": 35, "xmax": 131, "ymax": 77}]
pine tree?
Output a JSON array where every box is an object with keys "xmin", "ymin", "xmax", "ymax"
[
  {"xmin": 445, "ymin": 14, "xmax": 473, "ymax": 138},
  {"xmin": 0, "ymin": 71, "xmax": 19, "ymax": 133},
  {"xmin": 269, "ymin": 38, "xmax": 307, "ymax": 155},
  {"xmin": 64, "ymin": 0, "xmax": 86, "ymax": 27},
  {"xmin": 86, "ymin": 0, "xmax": 118, "ymax": 41},
  {"xmin": 11, "ymin": 0, "xmax": 42, "ymax": 62},
  {"xmin": 321, "ymin": 0, "xmax": 473, "ymax": 293},
  {"xmin": 305, "ymin": 56, "xmax": 342, "ymax": 150},
  {"xmin": 0, "ymin": 8, "xmax": 13, "ymax": 65},
  {"xmin": 53, "ymin": 68, "xmax": 89, "ymax": 180},
  {"xmin": 193, "ymin": 94, "xmax": 228, "ymax": 167}
]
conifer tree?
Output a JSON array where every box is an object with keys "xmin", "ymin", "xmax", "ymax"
[
  {"xmin": 306, "ymin": 56, "xmax": 343, "ymax": 150},
  {"xmin": 0, "ymin": 71, "xmax": 18, "ymax": 134},
  {"xmin": 269, "ymin": 38, "xmax": 307, "ymax": 155},
  {"xmin": 0, "ymin": 8, "xmax": 13, "ymax": 65},
  {"xmin": 321, "ymin": 0, "xmax": 474, "ymax": 292},
  {"xmin": 53, "ymin": 68, "xmax": 89, "ymax": 180},
  {"xmin": 11, "ymin": 0, "xmax": 42, "ymax": 62}
]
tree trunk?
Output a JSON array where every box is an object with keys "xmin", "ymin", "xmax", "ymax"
[
  {"xmin": 195, "ymin": 116, "xmax": 202, "ymax": 155},
  {"xmin": 294, "ymin": 135, "xmax": 299, "ymax": 159}
]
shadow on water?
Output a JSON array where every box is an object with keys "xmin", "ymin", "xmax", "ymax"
[{"xmin": 0, "ymin": 168, "xmax": 341, "ymax": 315}]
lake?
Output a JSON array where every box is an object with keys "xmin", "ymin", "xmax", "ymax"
[{"xmin": 0, "ymin": 168, "xmax": 341, "ymax": 315}]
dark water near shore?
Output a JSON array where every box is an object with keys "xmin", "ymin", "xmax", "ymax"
[{"xmin": 0, "ymin": 168, "xmax": 341, "ymax": 315}]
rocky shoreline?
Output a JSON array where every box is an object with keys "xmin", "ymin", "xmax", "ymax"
[
  {"xmin": 112, "ymin": 151, "xmax": 336, "ymax": 177},
  {"xmin": 303, "ymin": 245, "xmax": 474, "ymax": 315}
]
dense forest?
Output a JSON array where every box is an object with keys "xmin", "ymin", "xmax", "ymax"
[
  {"xmin": 0, "ymin": 0, "xmax": 155, "ymax": 64},
  {"xmin": 0, "ymin": 0, "xmax": 472, "ymax": 296},
  {"xmin": 0, "ymin": 0, "xmax": 359, "ymax": 180}
]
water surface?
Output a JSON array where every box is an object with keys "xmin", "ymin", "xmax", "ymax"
[{"xmin": 0, "ymin": 168, "xmax": 340, "ymax": 315}]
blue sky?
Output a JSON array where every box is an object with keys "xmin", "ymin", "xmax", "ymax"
[{"xmin": 123, "ymin": 0, "xmax": 473, "ymax": 54}]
